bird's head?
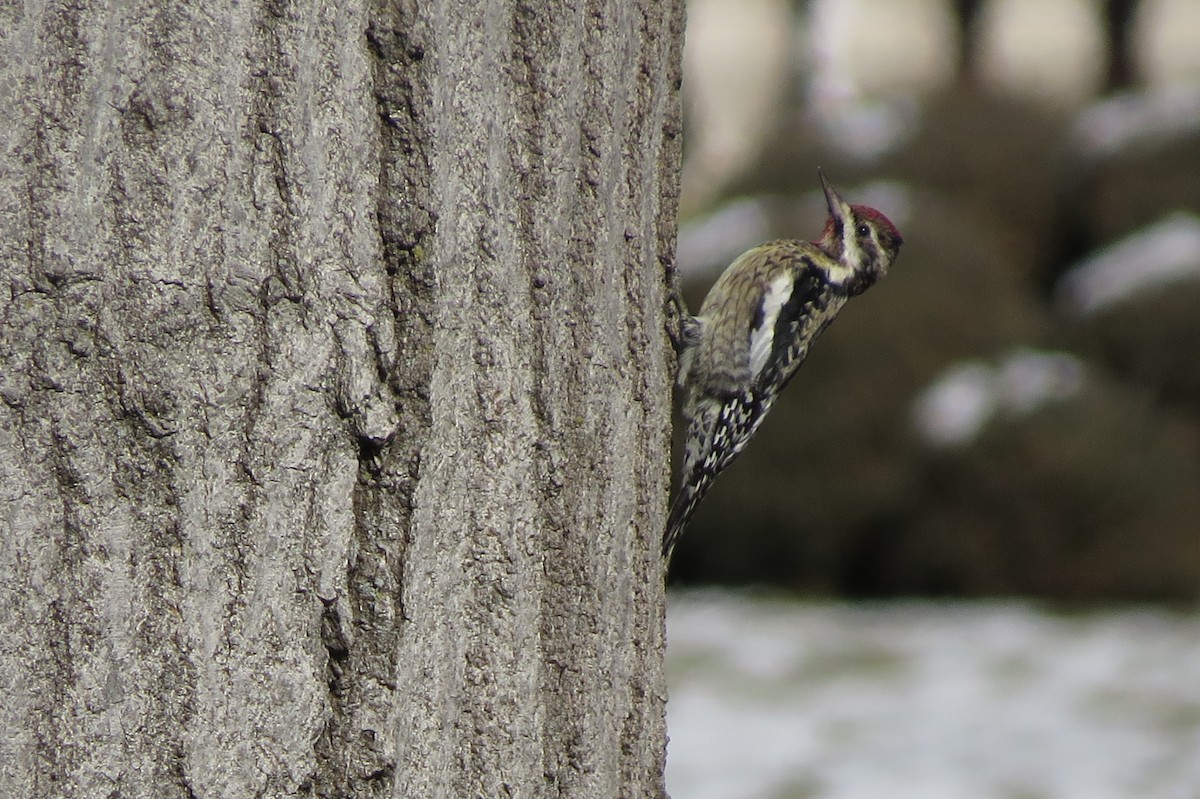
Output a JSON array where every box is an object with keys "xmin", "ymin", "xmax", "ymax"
[{"xmin": 814, "ymin": 169, "xmax": 903, "ymax": 295}]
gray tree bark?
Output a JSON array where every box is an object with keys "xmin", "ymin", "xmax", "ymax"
[{"xmin": 0, "ymin": 1, "xmax": 683, "ymax": 797}]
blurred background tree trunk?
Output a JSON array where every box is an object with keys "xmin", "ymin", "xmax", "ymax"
[{"xmin": 0, "ymin": 1, "xmax": 682, "ymax": 797}]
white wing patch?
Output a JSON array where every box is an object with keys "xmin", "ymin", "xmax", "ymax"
[{"xmin": 748, "ymin": 273, "xmax": 794, "ymax": 379}]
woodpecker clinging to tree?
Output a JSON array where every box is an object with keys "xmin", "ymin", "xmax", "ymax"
[{"xmin": 664, "ymin": 169, "xmax": 903, "ymax": 564}]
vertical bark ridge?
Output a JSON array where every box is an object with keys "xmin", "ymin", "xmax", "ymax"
[
  {"xmin": 387, "ymin": 2, "xmax": 682, "ymax": 797},
  {"xmin": 391, "ymin": 2, "xmax": 542, "ymax": 795},
  {"xmin": 310, "ymin": 0, "xmax": 437, "ymax": 794},
  {"xmin": 2, "ymin": 1, "xmax": 394, "ymax": 796},
  {"xmin": 522, "ymin": 4, "xmax": 683, "ymax": 796}
]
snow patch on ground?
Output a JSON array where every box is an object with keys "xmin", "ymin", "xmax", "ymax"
[
  {"xmin": 1073, "ymin": 86, "xmax": 1200, "ymax": 158},
  {"xmin": 911, "ymin": 350, "xmax": 1085, "ymax": 448},
  {"xmin": 1056, "ymin": 213, "xmax": 1200, "ymax": 316},
  {"xmin": 667, "ymin": 592, "xmax": 1200, "ymax": 799}
]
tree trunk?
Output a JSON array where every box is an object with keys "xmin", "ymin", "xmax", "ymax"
[
  {"xmin": 0, "ymin": 1, "xmax": 683, "ymax": 797},
  {"xmin": 1100, "ymin": 0, "xmax": 1140, "ymax": 93}
]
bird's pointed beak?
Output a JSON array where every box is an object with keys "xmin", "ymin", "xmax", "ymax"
[{"xmin": 818, "ymin": 167, "xmax": 851, "ymax": 225}]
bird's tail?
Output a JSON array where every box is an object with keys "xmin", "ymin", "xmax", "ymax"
[{"xmin": 662, "ymin": 470, "xmax": 716, "ymax": 566}]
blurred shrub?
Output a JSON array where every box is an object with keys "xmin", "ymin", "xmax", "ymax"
[
  {"xmin": 891, "ymin": 379, "xmax": 1200, "ymax": 599},
  {"xmin": 1065, "ymin": 278, "xmax": 1200, "ymax": 410},
  {"xmin": 670, "ymin": 194, "xmax": 1048, "ymax": 589},
  {"xmin": 1069, "ymin": 124, "xmax": 1200, "ymax": 250},
  {"xmin": 1048, "ymin": 91, "xmax": 1200, "ymax": 287},
  {"xmin": 669, "ymin": 87, "xmax": 1200, "ymax": 600},
  {"xmin": 878, "ymin": 87, "xmax": 1072, "ymax": 277}
]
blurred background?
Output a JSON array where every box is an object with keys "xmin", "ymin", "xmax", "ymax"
[
  {"xmin": 670, "ymin": 0, "xmax": 1200, "ymax": 599},
  {"xmin": 665, "ymin": 0, "xmax": 1200, "ymax": 795}
]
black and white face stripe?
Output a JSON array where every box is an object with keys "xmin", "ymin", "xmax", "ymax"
[
  {"xmin": 844, "ymin": 223, "xmax": 880, "ymax": 294},
  {"xmin": 845, "ymin": 214, "xmax": 900, "ymax": 296},
  {"xmin": 820, "ymin": 176, "xmax": 902, "ymax": 294}
]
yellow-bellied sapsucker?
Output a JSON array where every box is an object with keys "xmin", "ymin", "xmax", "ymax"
[{"xmin": 664, "ymin": 170, "xmax": 903, "ymax": 563}]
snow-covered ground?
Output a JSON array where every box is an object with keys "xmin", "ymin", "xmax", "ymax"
[
  {"xmin": 1055, "ymin": 213, "xmax": 1200, "ymax": 317},
  {"xmin": 666, "ymin": 592, "xmax": 1200, "ymax": 799},
  {"xmin": 910, "ymin": 350, "xmax": 1085, "ymax": 448}
]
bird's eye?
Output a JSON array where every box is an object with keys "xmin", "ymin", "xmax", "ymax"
[{"xmin": 856, "ymin": 224, "xmax": 870, "ymax": 237}]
